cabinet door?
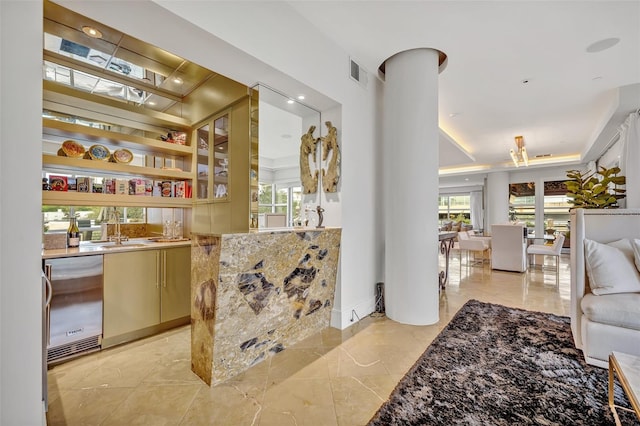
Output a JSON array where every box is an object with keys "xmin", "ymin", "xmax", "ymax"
[
  {"xmin": 103, "ymin": 250, "xmax": 160, "ymax": 340},
  {"xmin": 196, "ymin": 123, "xmax": 210, "ymax": 199},
  {"xmin": 160, "ymin": 246, "xmax": 191, "ymax": 323},
  {"xmin": 213, "ymin": 114, "xmax": 229, "ymax": 200}
]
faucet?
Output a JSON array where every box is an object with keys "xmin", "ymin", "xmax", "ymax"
[{"xmin": 109, "ymin": 210, "xmax": 128, "ymax": 245}]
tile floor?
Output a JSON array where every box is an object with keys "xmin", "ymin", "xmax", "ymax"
[{"xmin": 46, "ymin": 251, "xmax": 572, "ymax": 425}]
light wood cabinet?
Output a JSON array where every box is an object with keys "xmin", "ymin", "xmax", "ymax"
[
  {"xmin": 103, "ymin": 250, "xmax": 161, "ymax": 341},
  {"xmin": 103, "ymin": 246, "xmax": 190, "ymax": 347},
  {"xmin": 160, "ymin": 246, "xmax": 191, "ymax": 323}
]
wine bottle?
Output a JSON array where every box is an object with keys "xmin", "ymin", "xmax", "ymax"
[{"xmin": 67, "ymin": 216, "xmax": 80, "ymax": 248}]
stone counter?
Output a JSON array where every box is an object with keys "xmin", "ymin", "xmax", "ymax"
[{"xmin": 190, "ymin": 228, "xmax": 341, "ymax": 385}]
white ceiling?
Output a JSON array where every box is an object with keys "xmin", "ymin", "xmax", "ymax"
[{"xmin": 288, "ymin": 1, "xmax": 640, "ymax": 173}]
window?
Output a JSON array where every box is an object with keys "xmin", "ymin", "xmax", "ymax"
[
  {"xmin": 439, "ymin": 194, "xmax": 471, "ymax": 223},
  {"xmin": 42, "ymin": 205, "xmax": 145, "ymax": 241},
  {"xmin": 543, "ymin": 180, "xmax": 571, "ymax": 233},
  {"xmin": 258, "ymin": 183, "xmax": 301, "ymax": 227},
  {"xmin": 509, "ymin": 182, "xmax": 535, "ymax": 228}
]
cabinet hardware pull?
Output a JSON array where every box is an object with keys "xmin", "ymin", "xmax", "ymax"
[
  {"xmin": 156, "ymin": 251, "xmax": 160, "ymax": 288},
  {"xmin": 163, "ymin": 251, "xmax": 167, "ymax": 288}
]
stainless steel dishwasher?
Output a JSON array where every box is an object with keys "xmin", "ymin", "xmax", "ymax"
[{"xmin": 43, "ymin": 255, "xmax": 103, "ymax": 364}]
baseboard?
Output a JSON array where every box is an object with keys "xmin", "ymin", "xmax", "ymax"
[
  {"xmin": 330, "ymin": 296, "xmax": 377, "ymax": 330},
  {"xmin": 102, "ymin": 316, "xmax": 189, "ymax": 349}
]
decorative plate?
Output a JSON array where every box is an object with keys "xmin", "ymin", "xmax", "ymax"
[
  {"xmin": 60, "ymin": 140, "xmax": 86, "ymax": 158},
  {"xmin": 112, "ymin": 148, "xmax": 133, "ymax": 164},
  {"xmin": 88, "ymin": 144, "xmax": 110, "ymax": 161}
]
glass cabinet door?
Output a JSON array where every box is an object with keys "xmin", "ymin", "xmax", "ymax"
[
  {"xmin": 213, "ymin": 114, "xmax": 229, "ymax": 200},
  {"xmin": 196, "ymin": 123, "xmax": 210, "ymax": 199}
]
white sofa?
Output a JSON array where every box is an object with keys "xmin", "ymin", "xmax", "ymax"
[
  {"xmin": 570, "ymin": 209, "xmax": 640, "ymax": 368},
  {"xmin": 491, "ymin": 224, "xmax": 528, "ymax": 272}
]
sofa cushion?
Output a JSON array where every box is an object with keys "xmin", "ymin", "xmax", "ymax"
[
  {"xmin": 584, "ymin": 238, "xmax": 640, "ymax": 295},
  {"xmin": 581, "ymin": 292, "xmax": 640, "ymax": 331},
  {"xmin": 632, "ymin": 238, "xmax": 640, "ymax": 272}
]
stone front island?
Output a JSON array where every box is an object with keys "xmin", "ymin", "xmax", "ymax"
[{"xmin": 190, "ymin": 228, "xmax": 341, "ymax": 385}]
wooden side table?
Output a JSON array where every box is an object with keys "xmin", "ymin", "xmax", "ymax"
[{"xmin": 609, "ymin": 351, "xmax": 640, "ymax": 425}]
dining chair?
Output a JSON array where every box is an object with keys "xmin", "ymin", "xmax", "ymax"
[
  {"xmin": 458, "ymin": 231, "xmax": 491, "ymax": 268},
  {"xmin": 526, "ymin": 233, "xmax": 565, "ymax": 286}
]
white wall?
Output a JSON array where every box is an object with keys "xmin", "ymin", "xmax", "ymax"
[
  {"xmin": 60, "ymin": 0, "xmax": 383, "ymax": 328},
  {"xmin": 0, "ymin": 1, "xmax": 46, "ymax": 423}
]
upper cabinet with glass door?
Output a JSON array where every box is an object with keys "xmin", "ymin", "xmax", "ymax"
[
  {"xmin": 213, "ymin": 115, "xmax": 230, "ymax": 200},
  {"xmin": 195, "ymin": 112, "xmax": 230, "ymax": 201}
]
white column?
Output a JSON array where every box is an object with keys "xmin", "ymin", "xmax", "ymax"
[
  {"xmin": 534, "ymin": 177, "xmax": 545, "ymax": 236},
  {"xmin": 1, "ymin": 0, "xmax": 45, "ymax": 423},
  {"xmin": 486, "ymin": 172, "xmax": 510, "ymax": 233},
  {"xmin": 383, "ymin": 49, "xmax": 443, "ymax": 325}
]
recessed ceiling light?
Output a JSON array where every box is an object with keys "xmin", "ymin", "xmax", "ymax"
[
  {"xmin": 592, "ymin": 76, "xmax": 603, "ymax": 81},
  {"xmin": 586, "ymin": 37, "xmax": 620, "ymax": 53},
  {"xmin": 173, "ymin": 77, "xmax": 183, "ymax": 84},
  {"xmin": 464, "ymin": 178, "xmax": 469, "ymax": 181},
  {"xmin": 281, "ymin": 134, "xmax": 292, "ymax": 139},
  {"xmin": 449, "ymin": 112, "xmax": 460, "ymax": 118},
  {"xmin": 287, "ymin": 99, "xmax": 294, "ymax": 104},
  {"xmin": 147, "ymin": 101, "xmax": 156, "ymax": 106},
  {"xmin": 82, "ymin": 26, "xmax": 102, "ymax": 39},
  {"xmin": 297, "ymin": 95, "xmax": 305, "ymax": 100}
]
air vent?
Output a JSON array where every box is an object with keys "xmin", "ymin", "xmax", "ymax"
[
  {"xmin": 47, "ymin": 335, "xmax": 101, "ymax": 364},
  {"xmin": 350, "ymin": 59, "xmax": 360, "ymax": 81},
  {"xmin": 349, "ymin": 57, "xmax": 368, "ymax": 87},
  {"xmin": 535, "ymin": 153, "xmax": 553, "ymax": 158}
]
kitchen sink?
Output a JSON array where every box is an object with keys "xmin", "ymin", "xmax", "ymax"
[{"xmin": 97, "ymin": 243, "xmax": 148, "ymax": 250}]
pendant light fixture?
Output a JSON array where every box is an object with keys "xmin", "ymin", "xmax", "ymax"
[{"xmin": 510, "ymin": 135, "xmax": 529, "ymax": 167}]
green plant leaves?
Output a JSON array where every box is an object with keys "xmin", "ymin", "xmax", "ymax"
[{"xmin": 565, "ymin": 166, "xmax": 626, "ymax": 209}]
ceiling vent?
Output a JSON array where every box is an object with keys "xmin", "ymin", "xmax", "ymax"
[{"xmin": 349, "ymin": 57, "xmax": 368, "ymax": 88}]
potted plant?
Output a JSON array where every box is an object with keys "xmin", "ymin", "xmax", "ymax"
[{"xmin": 565, "ymin": 166, "xmax": 626, "ymax": 209}]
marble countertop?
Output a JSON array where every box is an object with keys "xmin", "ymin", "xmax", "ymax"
[
  {"xmin": 42, "ymin": 237, "xmax": 191, "ymax": 259},
  {"xmin": 193, "ymin": 226, "xmax": 341, "ymax": 238}
]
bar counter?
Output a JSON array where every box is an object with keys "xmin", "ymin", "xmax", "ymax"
[{"xmin": 190, "ymin": 227, "xmax": 341, "ymax": 385}]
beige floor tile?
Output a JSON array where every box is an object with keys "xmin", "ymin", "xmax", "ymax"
[
  {"xmin": 46, "ymin": 387, "xmax": 134, "ymax": 426},
  {"xmin": 267, "ymin": 347, "xmax": 332, "ymax": 381},
  {"xmin": 70, "ymin": 349, "xmax": 162, "ymax": 389},
  {"xmin": 330, "ymin": 374, "xmax": 403, "ymax": 426},
  {"xmin": 260, "ymin": 378, "xmax": 337, "ymax": 426},
  {"xmin": 46, "ymin": 253, "xmax": 573, "ymax": 425},
  {"xmin": 180, "ymin": 377, "xmax": 267, "ymax": 425},
  {"xmin": 101, "ymin": 383, "xmax": 201, "ymax": 425}
]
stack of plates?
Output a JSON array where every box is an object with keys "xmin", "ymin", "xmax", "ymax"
[
  {"xmin": 86, "ymin": 144, "xmax": 110, "ymax": 161},
  {"xmin": 58, "ymin": 140, "xmax": 85, "ymax": 158}
]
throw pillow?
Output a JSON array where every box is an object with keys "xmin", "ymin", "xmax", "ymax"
[
  {"xmin": 632, "ymin": 238, "xmax": 640, "ymax": 272},
  {"xmin": 584, "ymin": 238, "xmax": 640, "ymax": 295}
]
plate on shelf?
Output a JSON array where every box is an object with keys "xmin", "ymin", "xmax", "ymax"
[
  {"xmin": 87, "ymin": 144, "xmax": 110, "ymax": 161},
  {"xmin": 60, "ymin": 140, "xmax": 86, "ymax": 158},
  {"xmin": 112, "ymin": 148, "xmax": 133, "ymax": 164}
]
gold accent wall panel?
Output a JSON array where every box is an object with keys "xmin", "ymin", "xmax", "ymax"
[{"xmin": 191, "ymin": 228, "xmax": 341, "ymax": 385}]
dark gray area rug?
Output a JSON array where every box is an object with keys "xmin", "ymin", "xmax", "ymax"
[{"xmin": 368, "ymin": 299, "xmax": 640, "ymax": 425}]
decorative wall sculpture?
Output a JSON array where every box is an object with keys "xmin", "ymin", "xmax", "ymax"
[
  {"xmin": 299, "ymin": 122, "xmax": 340, "ymax": 194},
  {"xmin": 300, "ymin": 125, "xmax": 319, "ymax": 194},
  {"xmin": 321, "ymin": 121, "xmax": 340, "ymax": 193}
]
